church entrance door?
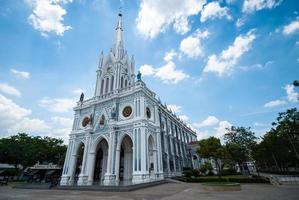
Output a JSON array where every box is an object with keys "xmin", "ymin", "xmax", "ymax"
[
  {"xmin": 118, "ymin": 135, "xmax": 133, "ymax": 181},
  {"xmin": 93, "ymin": 139, "xmax": 108, "ymax": 184}
]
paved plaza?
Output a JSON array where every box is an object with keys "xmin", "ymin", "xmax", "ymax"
[{"xmin": 1, "ymin": 182, "xmax": 299, "ymax": 200}]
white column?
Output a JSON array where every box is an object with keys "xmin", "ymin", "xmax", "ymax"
[
  {"xmin": 156, "ymin": 131, "xmax": 164, "ymax": 179},
  {"xmin": 77, "ymin": 137, "xmax": 89, "ymax": 185},
  {"xmin": 132, "ymin": 127, "xmax": 150, "ymax": 183},
  {"xmin": 68, "ymin": 153, "xmax": 78, "ymax": 185},
  {"xmin": 104, "ymin": 130, "xmax": 116, "ymax": 184},
  {"xmin": 115, "ymin": 148, "xmax": 121, "ymax": 181},
  {"xmin": 60, "ymin": 140, "xmax": 73, "ymax": 185},
  {"xmin": 87, "ymin": 152, "xmax": 96, "ymax": 185}
]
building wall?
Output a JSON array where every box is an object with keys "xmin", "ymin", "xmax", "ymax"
[{"xmin": 60, "ymin": 82, "xmax": 197, "ymax": 186}]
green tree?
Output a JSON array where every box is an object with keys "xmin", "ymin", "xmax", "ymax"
[
  {"xmin": 224, "ymin": 126, "xmax": 257, "ymax": 172},
  {"xmin": 197, "ymin": 137, "xmax": 226, "ymax": 176},
  {"xmin": 252, "ymin": 108, "xmax": 299, "ymax": 173},
  {"xmin": 199, "ymin": 162, "xmax": 213, "ymax": 175},
  {"xmin": 272, "ymin": 108, "xmax": 299, "ymax": 161},
  {"xmin": 0, "ymin": 133, "xmax": 67, "ymax": 169}
]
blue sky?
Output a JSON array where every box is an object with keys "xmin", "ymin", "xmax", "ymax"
[{"xmin": 0, "ymin": 0, "xmax": 298, "ymax": 142}]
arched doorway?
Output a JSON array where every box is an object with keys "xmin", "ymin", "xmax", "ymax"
[
  {"xmin": 119, "ymin": 135, "xmax": 133, "ymax": 181},
  {"xmin": 74, "ymin": 142, "xmax": 84, "ymax": 183},
  {"xmin": 148, "ymin": 135, "xmax": 156, "ymax": 178},
  {"xmin": 93, "ymin": 139, "xmax": 109, "ymax": 184}
]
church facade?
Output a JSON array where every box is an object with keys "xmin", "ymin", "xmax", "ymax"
[{"xmin": 60, "ymin": 13, "xmax": 197, "ymax": 186}]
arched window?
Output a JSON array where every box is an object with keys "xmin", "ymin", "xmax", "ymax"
[
  {"xmin": 110, "ymin": 76, "xmax": 114, "ymax": 91},
  {"xmin": 105, "ymin": 77, "xmax": 109, "ymax": 93},
  {"xmin": 100, "ymin": 79, "xmax": 104, "ymax": 95},
  {"xmin": 121, "ymin": 77, "xmax": 124, "ymax": 88},
  {"xmin": 125, "ymin": 79, "xmax": 128, "ymax": 87}
]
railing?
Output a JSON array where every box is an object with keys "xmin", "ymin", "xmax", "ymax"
[{"xmin": 77, "ymin": 81, "xmax": 155, "ymax": 107}]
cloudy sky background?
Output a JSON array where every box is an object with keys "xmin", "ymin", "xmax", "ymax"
[{"xmin": 0, "ymin": 0, "xmax": 298, "ymax": 142}]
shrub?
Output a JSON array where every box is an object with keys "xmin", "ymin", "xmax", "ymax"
[
  {"xmin": 207, "ymin": 171, "xmax": 215, "ymax": 176},
  {"xmin": 219, "ymin": 168, "xmax": 239, "ymax": 176},
  {"xmin": 182, "ymin": 177, "xmax": 269, "ymax": 183},
  {"xmin": 199, "ymin": 162, "xmax": 213, "ymax": 174},
  {"xmin": 192, "ymin": 169, "xmax": 200, "ymax": 177},
  {"xmin": 183, "ymin": 170, "xmax": 192, "ymax": 178}
]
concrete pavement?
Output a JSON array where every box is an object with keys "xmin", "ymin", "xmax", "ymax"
[{"xmin": 0, "ymin": 182, "xmax": 298, "ymax": 200}]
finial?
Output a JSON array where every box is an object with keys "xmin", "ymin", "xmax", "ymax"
[{"xmin": 118, "ymin": 6, "xmax": 122, "ymax": 16}]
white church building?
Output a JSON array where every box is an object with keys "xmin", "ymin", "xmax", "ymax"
[{"xmin": 60, "ymin": 13, "xmax": 197, "ymax": 186}]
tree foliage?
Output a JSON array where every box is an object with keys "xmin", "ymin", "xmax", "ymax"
[
  {"xmin": 197, "ymin": 137, "xmax": 226, "ymax": 175},
  {"xmin": 0, "ymin": 133, "xmax": 67, "ymax": 168},
  {"xmin": 252, "ymin": 108, "xmax": 299, "ymax": 172},
  {"xmin": 224, "ymin": 126, "xmax": 257, "ymax": 166}
]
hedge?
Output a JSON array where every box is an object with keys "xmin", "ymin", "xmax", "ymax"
[{"xmin": 174, "ymin": 176, "xmax": 269, "ymax": 183}]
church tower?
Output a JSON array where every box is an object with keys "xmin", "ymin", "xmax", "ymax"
[{"xmin": 94, "ymin": 12, "xmax": 135, "ymax": 96}]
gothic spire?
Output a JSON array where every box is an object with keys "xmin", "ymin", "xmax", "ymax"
[{"xmin": 114, "ymin": 11, "xmax": 123, "ymax": 49}]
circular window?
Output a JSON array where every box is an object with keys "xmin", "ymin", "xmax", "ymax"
[
  {"xmin": 146, "ymin": 107, "xmax": 151, "ymax": 119},
  {"xmin": 82, "ymin": 117, "xmax": 91, "ymax": 127},
  {"xmin": 99, "ymin": 115, "xmax": 105, "ymax": 126},
  {"xmin": 122, "ymin": 106, "xmax": 132, "ymax": 118}
]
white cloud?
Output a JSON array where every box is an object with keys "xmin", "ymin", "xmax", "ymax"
[
  {"xmin": 0, "ymin": 83, "xmax": 21, "ymax": 97},
  {"xmin": 136, "ymin": 0, "xmax": 206, "ymax": 38},
  {"xmin": 140, "ymin": 62, "xmax": 189, "ymax": 84},
  {"xmin": 283, "ymin": 19, "xmax": 299, "ymax": 35},
  {"xmin": 10, "ymin": 117, "xmax": 50, "ymax": 134},
  {"xmin": 163, "ymin": 49, "xmax": 178, "ymax": 62},
  {"xmin": 167, "ymin": 104, "xmax": 182, "ymax": 113},
  {"xmin": 0, "ymin": 94, "xmax": 49, "ymax": 136},
  {"xmin": 26, "ymin": 0, "xmax": 72, "ymax": 37},
  {"xmin": 180, "ymin": 29, "xmax": 210, "ymax": 58},
  {"xmin": 239, "ymin": 60, "xmax": 274, "ymax": 71},
  {"xmin": 173, "ymin": 16, "xmax": 190, "ymax": 35},
  {"xmin": 264, "ymin": 99, "xmax": 286, "ymax": 108},
  {"xmin": 155, "ymin": 61, "xmax": 189, "ymax": 84},
  {"xmin": 263, "ymin": 84, "xmax": 299, "ymax": 108},
  {"xmin": 39, "ymin": 97, "xmax": 75, "ymax": 112},
  {"xmin": 284, "ymin": 84, "xmax": 299, "ymax": 102},
  {"xmin": 140, "ymin": 64, "xmax": 156, "ymax": 76},
  {"xmin": 193, "ymin": 116, "xmax": 219, "ymax": 128},
  {"xmin": 214, "ymin": 120, "xmax": 232, "ymax": 138},
  {"xmin": 10, "ymin": 69, "xmax": 30, "ymax": 79},
  {"xmin": 0, "ymin": 94, "xmax": 31, "ymax": 122},
  {"xmin": 72, "ymin": 88, "xmax": 84, "ymax": 96},
  {"xmin": 204, "ymin": 30, "xmax": 256, "ymax": 76},
  {"xmin": 49, "ymin": 128, "xmax": 70, "ymax": 142},
  {"xmin": 242, "ymin": 0, "xmax": 282, "ymax": 13},
  {"xmin": 200, "ymin": 1, "xmax": 232, "ymax": 23},
  {"xmin": 195, "ymin": 118, "xmax": 232, "ymax": 140},
  {"xmin": 51, "ymin": 116, "xmax": 73, "ymax": 127},
  {"xmin": 179, "ymin": 115, "xmax": 189, "ymax": 121},
  {"xmin": 0, "ymin": 94, "xmax": 72, "ymax": 142},
  {"xmin": 236, "ymin": 18, "xmax": 246, "ymax": 28},
  {"xmin": 166, "ymin": 104, "xmax": 189, "ymax": 122}
]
